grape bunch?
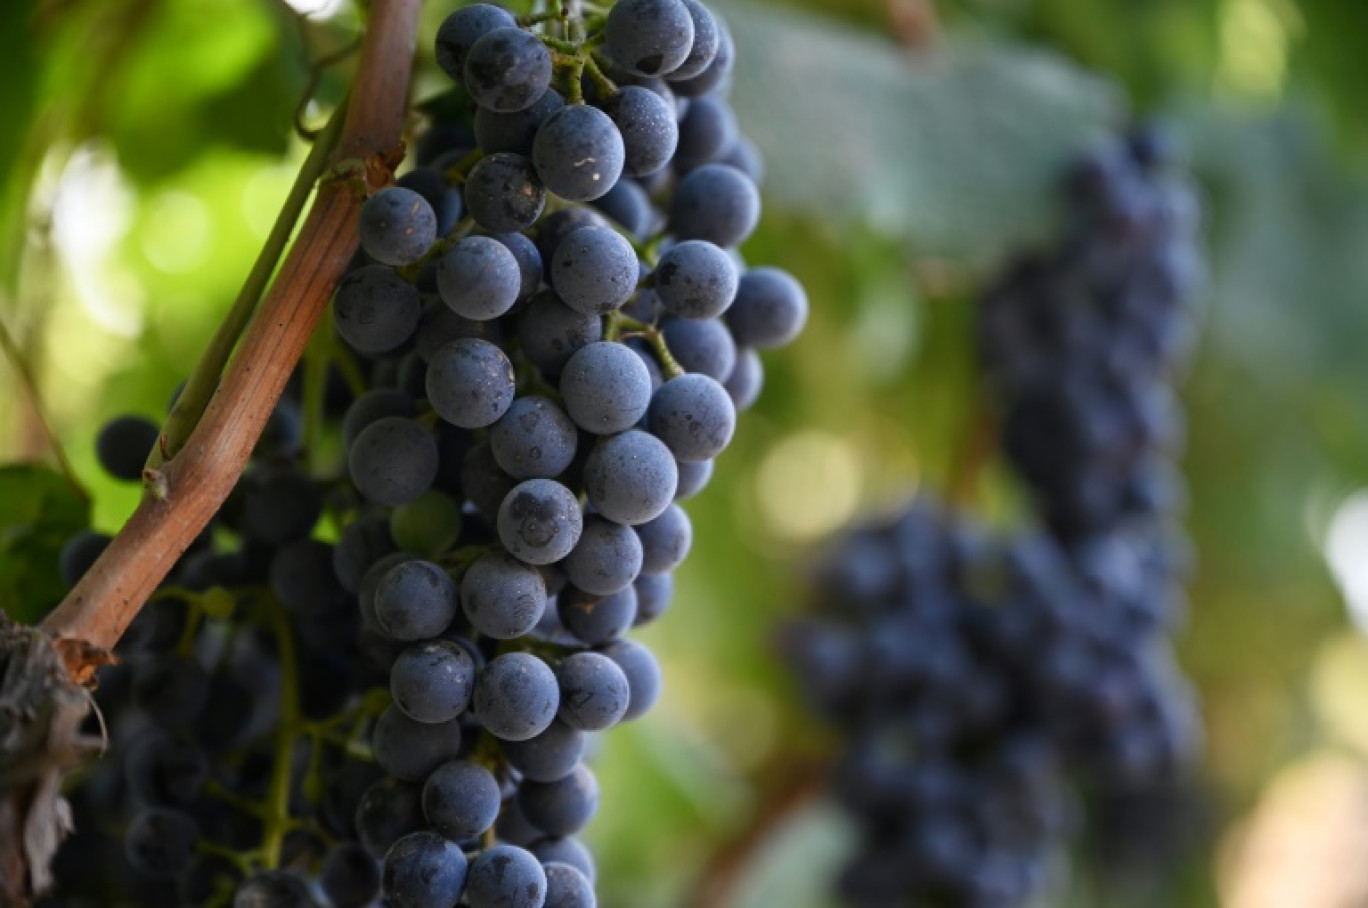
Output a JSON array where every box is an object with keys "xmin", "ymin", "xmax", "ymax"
[
  {"xmin": 979, "ymin": 129, "xmax": 1203, "ymax": 636},
  {"xmin": 46, "ymin": 0, "xmax": 805, "ymax": 905},
  {"xmin": 784, "ymin": 133, "xmax": 1202, "ymax": 908}
]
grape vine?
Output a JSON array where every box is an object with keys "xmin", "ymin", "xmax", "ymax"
[{"xmin": 26, "ymin": 1, "xmax": 805, "ymax": 906}]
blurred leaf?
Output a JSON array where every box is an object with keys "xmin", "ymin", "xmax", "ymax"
[
  {"xmin": 724, "ymin": 1, "xmax": 1118, "ymax": 261},
  {"xmin": 103, "ymin": 0, "xmax": 296, "ymax": 182},
  {"xmin": 0, "ymin": 464, "xmax": 90, "ymax": 621}
]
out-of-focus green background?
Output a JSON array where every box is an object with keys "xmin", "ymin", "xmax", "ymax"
[{"xmin": 4, "ymin": 0, "xmax": 1368, "ymax": 905}]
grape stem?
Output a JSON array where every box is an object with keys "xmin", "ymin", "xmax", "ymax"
[
  {"xmin": 42, "ymin": 0, "xmax": 423, "ymax": 679},
  {"xmin": 145, "ymin": 100, "xmax": 347, "ymax": 479},
  {"xmin": 260, "ymin": 599, "xmax": 302, "ymax": 870}
]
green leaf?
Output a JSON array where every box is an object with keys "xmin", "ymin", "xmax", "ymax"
[
  {"xmin": 723, "ymin": 1, "xmax": 1118, "ymax": 261},
  {"xmin": 0, "ymin": 464, "xmax": 91, "ymax": 623}
]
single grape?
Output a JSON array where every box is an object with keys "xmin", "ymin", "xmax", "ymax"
[
  {"xmin": 497, "ymin": 478, "xmax": 584, "ymax": 565},
  {"xmin": 598, "ymin": 638, "xmax": 663, "ymax": 720},
  {"xmin": 555, "ymin": 651, "xmax": 631, "ymax": 732},
  {"xmin": 360, "ymin": 187, "xmax": 437, "ymax": 266},
  {"xmin": 670, "ymin": 163, "xmax": 760, "ymax": 247},
  {"xmin": 124, "ymin": 807, "xmax": 199, "ymax": 879},
  {"xmin": 660, "ymin": 316, "xmax": 737, "ymax": 381},
  {"xmin": 397, "ymin": 168, "xmax": 465, "ymax": 235},
  {"xmin": 461, "ymin": 551, "xmax": 549, "ymax": 639},
  {"xmin": 357, "ymin": 552, "xmax": 414, "ymax": 632},
  {"xmin": 533, "ymin": 105, "xmax": 626, "ymax": 202},
  {"xmin": 633, "ymin": 571, "xmax": 674, "ymax": 626},
  {"xmin": 550, "ymin": 226, "xmax": 639, "ymax": 315},
  {"xmin": 465, "ymin": 845, "xmax": 548, "ymax": 908},
  {"xmin": 601, "ymin": 86, "xmax": 679, "ymax": 178},
  {"xmin": 438, "ymin": 235, "xmax": 523, "ymax": 320},
  {"xmin": 726, "ymin": 267, "xmax": 809, "ymax": 348},
  {"xmin": 563, "ymin": 515, "xmax": 644, "ymax": 596},
  {"xmin": 491, "ymin": 230, "xmax": 544, "ymax": 304},
  {"xmin": 436, "ymin": 4, "xmax": 517, "ymax": 81},
  {"xmin": 475, "ymin": 88, "xmax": 566, "ymax": 156},
  {"xmin": 426, "ymin": 337, "xmax": 517, "ymax": 429},
  {"xmin": 333, "ymin": 264, "xmax": 422, "ymax": 355},
  {"xmin": 723, "ymin": 346, "xmax": 764, "ymax": 410},
  {"xmin": 372, "ymin": 706, "xmax": 464, "ymax": 782},
  {"xmin": 320, "ymin": 842, "xmax": 381, "ymax": 908},
  {"xmin": 544, "ymin": 861, "xmax": 596, "ymax": 908},
  {"xmin": 415, "ymin": 299, "xmax": 505, "ymax": 362},
  {"xmin": 503, "ymin": 720, "xmax": 586, "ymax": 783},
  {"xmin": 669, "ymin": 12, "xmax": 733, "ymax": 97},
  {"xmin": 518, "ymin": 290, "xmax": 604, "ymax": 376},
  {"xmin": 559, "ymin": 341, "xmax": 654, "ymax": 435},
  {"xmin": 417, "ymin": 121, "xmax": 477, "ymax": 167},
  {"xmin": 59, "ymin": 530, "xmax": 111, "ymax": 587},
  {"xmin": 558, "ymin": 585, "xmax": 638, "ymax": 646},
  {"xmin": 673, "ymin": 458, "xmax": 713, "ymax": 500},
  {"xmin": 667, "ymin": 0, "xmax": 721, "ymax": 81},
  {"xmin": 490, "ymin": 395, "xmax": 579, "ymax": 479},
  {"xmin": 464, "ymin": 27, "xmax": 554, "ymax": 113},
  {"xmin": 535, "ymin": 208, "xmax": 611, "ymax": 270},
  {"xmin": 518, "ymin": 763, "xmax": 600, "ymax": 837},
  {"xmin": 462, "ymin": 441, "xmax": 519, "ymax": 525},
  {"xmin": 530, "ymin": 838, "xmax": 597, "ymax": 882},
  {"xmin": 582, "ymin": 429, "xmax": 678, "ymax": 525},
  {"xmin": 634, "ymin": 503, "xmax": 692, "ymax": 574},
  {"xmin": 341, "ymin": 389, "xmax": 415, "ymax": 448},
  {"xmin": 348, "ymin": 417, "xmax": 439, "ymax": 507},
  {"xmin": 605, "ymin": 0, "xmax": 695, "ymax": 77},
  {"xmin": 96, "ymin": 414, "xmax": 159, "ymax": 481},
  {"xmin": 722, "ymin": 134, "xmax": 766, "ymax": 183},
  {"xmin": 373, "ymin": 559, "xmax": 460, "ymax": 642},
  {"xmin": 648, "ymin": 372, "xmax": 737, "ymax": 462},
  {"xmin": 389, "ymin": 489, "xmax": 464, "ymax": 556},
  {"xmin": 382, "ymin": 831, "xmax": 468, "ymax": 908},
  {"xmin": 654, "ymin": 240, "xmax": 738, "ymax": 319},
  {"xmin": 475, "ymin": 651, "xmax": 560, "ymax": 742},
  {"xmin": 422, "ymin": 760, "xmax": 502, "ymax": 841},
  {"xmin": 390, "ymin": 639, "xmax": 477, "ymax": 723},
  {"xmin": 356, "ymin": 777, "xmax": 425, "ymax": 858},
  {"xmin": 465, "ymin": 153, "xmax": 547, "ymax": 234},
  {"xmin": 591, "ymin": 178, "xmax": 656, "ymax": 238},
  {"xmin": 240, "ymin": 467, "xmax": 321, "ymax": 545},
  {"xmin": 674, "ymin": 95, "xmax": 738, "ymax": 170}
]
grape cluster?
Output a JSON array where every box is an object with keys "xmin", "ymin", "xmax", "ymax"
[
  {"xmin": 47, "ymin": 1, "xmax": 805, "ymax": 905},
  {"xmin": 784, "ymin": 134, "xmax": 1202, "ymax": 908}
]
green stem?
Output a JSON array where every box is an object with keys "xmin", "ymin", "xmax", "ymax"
[
  {"xmin": 582, "ymin": 52, "xmax": 617, "ymax": 100},
  {"xmin": 607, "ymin": 315, "xmax": 684, "ymax": 379},
  {"xmin": 0, "ymin": 315, "xmax": 87, "ymax": 501},
  {"xmin": 203, "ymin": 779, "xmax": 268, "ymax": 819},
  {"xmin": 442, "ymin": 148, "xmax": 485, "ymax": 185},
  {"xmin": 301, "ymin": 325, "xmax": 330, "ymax": 475},
  {"xmin": 196, "ymin": 839, "xmax": 260, "ymax": 876},
  {"xmin": 173, "ymin": 599, "xmax": 203, "ymax": 659},
  {"xmin": 398, "ymin": 216, "xmax": 476, "ymax": 281},
  {"xmin": 261, "ymin": 602, "xmax": 302, "ymax": 869},
  {"xmin": 517, "ymin": 10, "xmax": 563, "ymax": 27},
  {"xmin": 146, "ymin": 100, "xmax": 348, "ymax": 475},
  {"xmin": 329, "ymin": 338, "xmax": 369, "ymax": 399}
]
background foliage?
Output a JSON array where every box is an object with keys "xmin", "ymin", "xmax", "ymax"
[{"xmin": 4, "ymin": 0, "xmax": 1368, "ymax": 905}]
